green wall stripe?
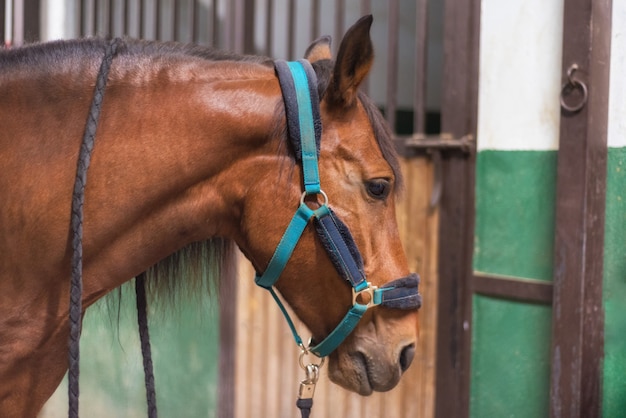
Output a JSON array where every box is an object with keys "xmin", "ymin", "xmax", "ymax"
[
  {"xmin": 472, "ymin": 150, "xmax": 556, "ymax": 417},
  {"xmin": 602, "ymin": 147, "xmax": 626, "ymax": 416},
  {"xmin": 474, "ymin": 150, "xmax": 557, "ymax": 281},
  {"xmin": 470, "ymin": 295, "xmax": 552, "ymax": 418}
]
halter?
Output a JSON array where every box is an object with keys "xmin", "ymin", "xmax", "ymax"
[{"xmin": 254, "ymin": 59, "xmax": 422, "ymax": 359}]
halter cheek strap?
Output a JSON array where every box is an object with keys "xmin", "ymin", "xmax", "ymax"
[{"xmin": 254, "ymin": 59, "xmax": 422, "ymax": 359}]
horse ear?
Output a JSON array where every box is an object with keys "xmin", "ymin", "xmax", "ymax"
[
  {"xmin": 326, "ymin": 15, "xmax": 374, "ymax": 108},
  {"xmin": 304, "ymin": 35, "xmax": 332, "ymax": 62}
]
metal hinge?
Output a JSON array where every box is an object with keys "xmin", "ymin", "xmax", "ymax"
[{"xmin": 394, "ymin": 133, "xmax": 475, "ymax": 211}]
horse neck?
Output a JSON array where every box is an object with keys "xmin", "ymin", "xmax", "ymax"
[{"xmin": 80, "ymin": 60, "xmax": 283, "ymax": 301}]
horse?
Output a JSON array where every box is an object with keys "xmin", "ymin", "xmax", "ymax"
[{"xmin": 0, "ymin": 15, "xmax": 421, "ymax": 417}]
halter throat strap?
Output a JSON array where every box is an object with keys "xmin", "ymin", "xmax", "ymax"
[{"xmin": 254, "ymin": 59, "xmax": 421, "ymax": 358}]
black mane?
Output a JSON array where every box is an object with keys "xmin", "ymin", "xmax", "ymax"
[{"xmin": 0, "ymin": 38, "xmax": 273, "ymax": 69}]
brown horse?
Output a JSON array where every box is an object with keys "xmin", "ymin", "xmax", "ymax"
[{"xmin": 0, "ymin": 16, "xmax": 419, "ymax": 416}]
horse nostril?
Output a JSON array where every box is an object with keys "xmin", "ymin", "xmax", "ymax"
[{"xmin": 399, "ymin": 343, "xmax": 416, "ymax": 373}]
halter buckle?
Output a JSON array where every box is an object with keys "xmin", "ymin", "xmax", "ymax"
[{"xmin": 352, "ymin": 283, "xmax": 379, "ymax": 308}]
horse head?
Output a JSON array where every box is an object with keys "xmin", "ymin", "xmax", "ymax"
[{"xmin": 238, "ymin": 16, "xmax": 421, "ymax": 395}]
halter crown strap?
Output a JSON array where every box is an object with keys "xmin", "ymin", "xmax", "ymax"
[
  {"xmin": 275, "ymin": 60, "xmax": 322, "ymax": 194},
  {"xmin": 255, "ymin": 59, "xmax": 421, "ymax": 359}
]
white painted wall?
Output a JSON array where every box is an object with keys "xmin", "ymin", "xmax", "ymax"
[
  {"xmin": 477, "ymin": 0, "xmax": 564, "ymax": 151},
  {"xmin": 609, "ymin": 0, "xmax": 626, "ymax": 148}
]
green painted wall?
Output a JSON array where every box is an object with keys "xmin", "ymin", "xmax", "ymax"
[
  {"xmin": 471, "ymin": 150, "xmax": 556, "ymax": 417},
  {"xmin": 470, "ymin": 295, "xmax": 552, "ymax": 418},
  {"xmin": 602, "ymin": 148, "xmax": 626, "ymax": 416},
  {"xmin": 474, "ymin": 150, "xmax": 557, "ymax": 281},
  {"xmin": 41, "ymin": 283, "xmax": 220, "ymax": 417}
]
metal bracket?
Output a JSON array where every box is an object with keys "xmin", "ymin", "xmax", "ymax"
[
  {"xmin": 395, "ymin": 133, "xmax": 475, "ymax": 211},
  {"xmin": 402, "ymin": 133, "xmax": 475, "ymax": 154}
]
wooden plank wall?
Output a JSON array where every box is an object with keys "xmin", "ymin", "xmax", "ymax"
[{"xmin": 234, "ymin": 157, "xmax": 438, "ymax": 418}]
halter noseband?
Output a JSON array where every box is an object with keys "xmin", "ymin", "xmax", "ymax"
[{"xmin": 254, "ymin": 59, "xmax": 422, "ymax": 358}]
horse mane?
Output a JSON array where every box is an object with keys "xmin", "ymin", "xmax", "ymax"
[
  {"xmin": 143, "ymin": 239, "xmax": 236, "ymax": 309},
  {"xmin": 0, "ymin": 38, "xmax": 274, "ymax": 87}
]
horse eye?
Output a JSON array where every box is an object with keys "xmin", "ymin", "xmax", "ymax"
[{"xmin": 366, "ymin": 179, "xmax": 391, "ymax": 200}]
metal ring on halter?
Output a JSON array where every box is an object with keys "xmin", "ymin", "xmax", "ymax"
[
  {"xmin": 560, "ymin": 64, "xmax": 588, "ymax": 113},
  {"xmin": 300, "ymin": 189, "xmax": 329, "ymax": 207},
  {"xmin": 299, "ymin": 346, "xmax": 326, "ymax": 370}
]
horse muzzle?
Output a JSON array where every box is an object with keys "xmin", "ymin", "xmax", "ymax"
[{"xmin": 327, "ymin": 309, "xmax": 418, "ymax": 395}]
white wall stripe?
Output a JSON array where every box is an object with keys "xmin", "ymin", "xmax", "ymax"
[
  {"xmin": 477, "ymin": 0, "xmax": 563, "ymax": 151},
  {"xmin": 609, "ymin": 0, "xmax": 626, "ymax": 149}
]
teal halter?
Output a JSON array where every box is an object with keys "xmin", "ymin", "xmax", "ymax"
[{"xmin": 254, "ymin": 59, "xmax": 421, "ymax": 358}]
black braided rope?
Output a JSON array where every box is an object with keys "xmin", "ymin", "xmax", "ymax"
[
  {"xmin": 135, "ymin": 273, "xmax": 158, "ymax": 418},
  {"xmin": 296, "ymin": 398, "xmax": 313, "ymax": 418},
  {"xmin": 68, "ymin": 38, "xmax": 120, "ymax": 418}
]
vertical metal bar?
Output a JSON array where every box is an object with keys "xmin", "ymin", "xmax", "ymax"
[
  {"xmin": 139, "ymin": 0, "xmax": 145, "ymax": 38},
  {"xmin": 182, "ymin": 0, "xmax": 194, "ymax": 43},
  {"xmin": 23, "ymin": 0, "xmax": 40, "ymax": 43},
  {"xmin": 0, "ymin": 0, "xmax": 5, "ymax": 45},
  {"xmin": 287, "ymin": 0, "xmax": 295, "ymax": 59},
  {"xmin": 78, "ymin": 0, "xmax": 83, "ymax": 37},
  {"xmin": 3, "ymin": 0, "xmax": 10, "ymax": 46},
  {"xmin": 185, "ymin": 0, "xmax": 194, "ymax": 42},
  {"xmin": 434, "ymin": 0, "xmax": 480, "ymax": 416},
  {"xmin": 93, "ymin": 0, "xmax": 98, "ymax": 37},
  {"xmin": 85, "ymin": 0, "xmax": 90, "ymax": 37},
  {"xmin": 76, "ymin": 2, "xmax": 85, "ymax": 37},
  {"xmin": 223, "ymin": 0, "xmax": 232, "ymax": 50},
  {"xmin": 210, "ymin": 0, "xmax": 218, "ymax": 47},
  {"xmin": 94, "ymin": 0, "xmax": 99, "ymax": 36},
  {"xmin": 550, "ymin": 0, "xmax": 612, "ymax": 416},
  {"xmin": 233, "ymin": 0, "xmax": 244, "ymax": 53},
  {"xmin": 94, "ymin": 0, "xmax": 100, "ymax": 36},
  {"xmin": 413, "ymin": 0, "xmax": 428, "ymax": 135},
  {"xmin": 385, "ymin": 0, "xmax": 399, "ymax": 132},
  {"xmin": 243, "ymin": 0, "xmax": 255, "ymax": 54},
  {"xmin": 265, "ymin": 0, "xmax": 273, "ymax": 56},
  {"xmin": 192, "ymin": 0, "xmax": 199, "ymax": 43},
  {"xmin": 107, "ymin": 0, "xmax": 113, "ymax": 37},
  {"xmin": 124, "ymin": 0, "xmax": 130, "ymax": 36},
  {"xmin": 12, "ymin": 0, "xmax": 23, "ymax": 46},
  {"xmin": 169, "ymin": 0, "xmax": 176, "ymax": 41},
  {"xmin": 120, "ymin": 0, "xmax": 126, "ymax": 36},
  {"xmin": 218, "ymin": 253, "xmax": 237, "ymax": 418},
  {"xmin": 311, "ymin": 0, "xmax": 319, "ymax": 42},
  {"xmin": 173, "ymin": 0, "xmax": 179, "ymax": 41},
  {"xmin": 155, "ymin": 0, "xmax": 162, "ymax": 40},
  {"xmin": 334, "ymin": 0, "xmax": 344, "ymax": 51}
]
